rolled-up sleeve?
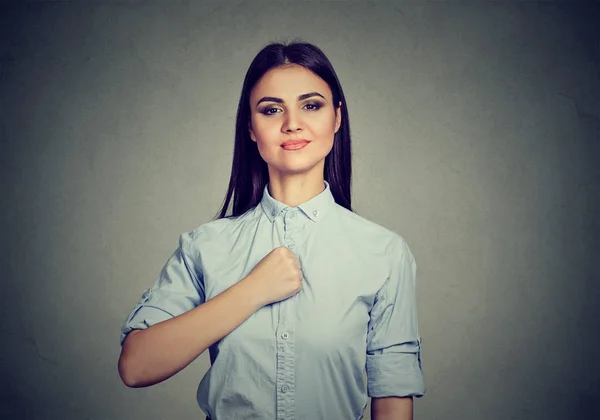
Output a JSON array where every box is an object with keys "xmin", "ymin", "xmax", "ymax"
[
  {"xmin": 119, "ymin": 230, "xmax": 205, "ymax": 346},
  {"xmin": 366, "ymin": 236, "xmax": 425, "ymax": 398}
]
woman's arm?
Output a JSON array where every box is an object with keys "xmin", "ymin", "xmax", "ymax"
[
  {"xmin": 118, "ymin": 275, "xmax": 264, "ymax": 388},
  {"xmin": 371, "ymin": 396, "xmax": 413, "ymax": 420}
]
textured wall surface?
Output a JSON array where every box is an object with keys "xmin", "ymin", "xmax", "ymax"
[{"xmin": 1, "ymin": 1, "xmax": 598, "ymax": 419}]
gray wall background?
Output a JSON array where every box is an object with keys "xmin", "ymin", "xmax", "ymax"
[{"xmin": 1, "ymin": 1, "xmax": 598, "ymax": 419}]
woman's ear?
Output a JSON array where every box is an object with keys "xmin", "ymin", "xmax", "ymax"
[
  {"xmin": 249, "ymin": 123, "xmax": 257, "ymax": 142},
  {"xmin": 335, "ymin": 102, "xmax": 342, "ymax": 133}
]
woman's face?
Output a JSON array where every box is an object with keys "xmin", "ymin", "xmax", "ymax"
[{"xmin": 248, "ymin": 64, "xmax": 342, "ymax": 178}]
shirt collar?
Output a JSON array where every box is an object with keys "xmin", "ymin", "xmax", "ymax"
[{"xmin": 260, "ymin": 180, "xmax": 336, "ymax": 223}]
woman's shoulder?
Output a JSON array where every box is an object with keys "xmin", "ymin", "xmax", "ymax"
[
  {"xmin": 333, "ymin": 203, "xmax": 408, "ymax": 248},
  {"xmin": 182, "ymin": 206, "xmax": 262, "ymax": 248}
]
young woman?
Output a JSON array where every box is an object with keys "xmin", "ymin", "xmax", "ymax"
[{"xmin": 118, "ymin": 41, "xmax": 425, "ymax": 420}]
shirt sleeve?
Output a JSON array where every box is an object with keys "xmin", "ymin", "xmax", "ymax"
[
  {"xmin": 119, "ymin": 230, "xmax": 205, "ymax": 346},
  {"xmin": 365, "ymin": 236, "xmax": 425, "ymax": 398}
]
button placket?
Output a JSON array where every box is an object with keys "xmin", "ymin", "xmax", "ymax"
[{"xmin": 275, "ymin": 208, "xmax": 300, "ymax": 419}]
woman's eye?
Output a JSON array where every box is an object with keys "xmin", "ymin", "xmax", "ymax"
[
  {"xmin": 262, "ymin": 107, "xmax": 281, "ymax": 115},
  {"xmin": 304, "ymin": 102, "xmax": 322, "ymax": 111}
]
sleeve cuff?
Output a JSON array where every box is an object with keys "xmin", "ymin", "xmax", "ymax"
[
  {"xmin": 366, "ymin": 352, "xmax": 426, "ymax": 398},
  {"xmin": 119, "ymin": 306, "xmax": 173, "ymax": 346}
]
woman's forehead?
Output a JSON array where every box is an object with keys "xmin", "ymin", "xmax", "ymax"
[{"xmin": 250, "ymin": 65, "xmax": 331, "ymax": 100}]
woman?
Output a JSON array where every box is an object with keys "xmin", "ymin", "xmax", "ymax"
[{"xmin": 118, "ymin": 40, "xmax": 425, "ymax": 420}]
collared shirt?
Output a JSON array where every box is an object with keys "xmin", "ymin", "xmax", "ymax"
[{"xmin": 120, "ymin": 180, "xmax": 425, "ymax": 420}]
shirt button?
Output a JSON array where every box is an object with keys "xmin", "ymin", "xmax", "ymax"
[
  {"xmin": 287, "ymin": 243, "xmax": 295, "ymax": 250},
  {"xmin": 290, "ymin": 212, "xmax": 296, "ymax": 219},
  {"xmin": 281, "ymin": 332, "xmax": 289, "ymax": 339},
  {"xmin": 281, "ymin": 385, "xmax": 288, "ymax": 393},
  {"xmin": 313, "ymin": 209, "xmax": 319, "ymax": 217}
]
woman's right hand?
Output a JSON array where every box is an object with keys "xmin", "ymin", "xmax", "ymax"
[{"xmin": 244, "ymin": 246, "xmax": 303, "ymax": 307}]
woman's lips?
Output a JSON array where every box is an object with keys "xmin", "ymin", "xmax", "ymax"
[{"xmin": 281, "ymin": 141, "xmax": 310, "ymax": 150}]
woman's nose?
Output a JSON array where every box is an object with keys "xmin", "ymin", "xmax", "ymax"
[{"xmin": 283, "ymin": 111, "xmax": 302, "ymax": 132}]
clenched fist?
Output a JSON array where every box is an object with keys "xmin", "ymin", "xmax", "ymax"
[{"xmin": 244, "ymin": 246, "xmax": 303, "ymax": 307}]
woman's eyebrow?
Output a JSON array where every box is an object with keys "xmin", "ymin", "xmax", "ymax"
[{"xmin": 255, "ymin": 92, "xmax": 326, "ymax": 107}]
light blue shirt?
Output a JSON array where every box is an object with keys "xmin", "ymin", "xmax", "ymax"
[{"xmin": 120, "ymin": 180, "xmax": 425, "ymax": 420}]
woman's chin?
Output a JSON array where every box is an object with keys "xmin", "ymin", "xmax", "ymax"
[{"xmin": 269, "ymin": 160, "xmax": 324, "ymax": 177}]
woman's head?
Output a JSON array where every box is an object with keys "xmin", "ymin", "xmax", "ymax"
[
  {"xmin": 214, "ymin": 40, "xmax": 353, "ymax": 220},
  {"xmin": 249, "ymin": 64, "xmax": 342, "ymax": 182}
]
